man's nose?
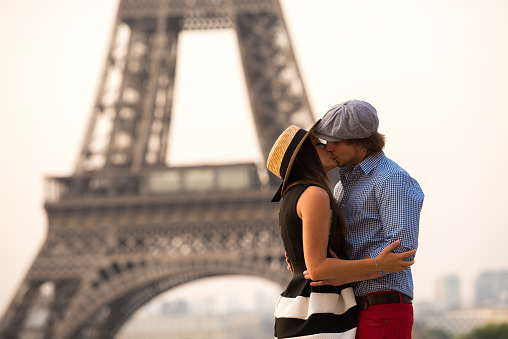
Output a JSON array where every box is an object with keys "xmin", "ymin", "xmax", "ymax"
[{"xmin": 325, "ymin": 142, "xmax": 334, "ymax": 152}]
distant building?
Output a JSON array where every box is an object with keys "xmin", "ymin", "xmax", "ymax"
[
  {"xmin": 161, "ymin": 300, "xmax": 189, "ymax": 315},
  {"xmin": 475, "ymin": 271, "xmax": 508, "ymax": 307},
  {"xmin": 435, "ymin": 275, "xmax": 461, "ymax": 309}
]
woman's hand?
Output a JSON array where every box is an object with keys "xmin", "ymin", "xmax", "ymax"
[
  {"xmin": 285, "ymin": 252, "xmax": 293, "ymax": 273},
  {"xmin": 375, "ymin": 240, "xmax": 416, "ymax": 272},
  {"xmin": 305, "ymin": 275, "xmax": 350, "ymax": 287}
]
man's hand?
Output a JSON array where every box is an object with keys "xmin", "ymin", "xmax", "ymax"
[{"xmin": 376, "ymin": 240, "xmax": 416, "ymax": 273}]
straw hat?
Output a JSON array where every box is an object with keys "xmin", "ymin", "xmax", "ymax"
[{"xmin": 267, "ymin": 120, "xmax": 320, "ymax": 202}]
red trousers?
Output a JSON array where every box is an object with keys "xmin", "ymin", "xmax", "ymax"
[{"xmin": 356, "ymin": 292, "xmax": 414, "ymax": 339}]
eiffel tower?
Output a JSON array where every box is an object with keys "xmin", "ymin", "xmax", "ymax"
[{"xmin": 0, "ymin": 0, "xmax": 314, "ymax": 338}]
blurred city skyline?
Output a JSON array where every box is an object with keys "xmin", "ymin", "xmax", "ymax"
[
  {"xmin": 121, "ymin": 271, "xmax": 508, "ymax": 338},
  {"xmin": 2, "ymin": 0, "xmax": 508, "ymax": 321}
]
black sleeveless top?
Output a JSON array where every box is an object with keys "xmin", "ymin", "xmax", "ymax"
[
  {"xmin": 274, "ymin": 183, "xmax": 358, "ymax": 338},
  {"xmin": 279, "ymin": 184, "xmax": 314, "ymax": 276}
]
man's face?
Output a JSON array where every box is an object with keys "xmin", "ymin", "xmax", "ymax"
[{"xmin": 324, "ymin": 140, "xmax": 364, "ymax": 168}]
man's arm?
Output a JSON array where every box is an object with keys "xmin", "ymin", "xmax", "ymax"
[{"xmin": 369, "ymin": 172, "xmax": 424, "ymax": 275}]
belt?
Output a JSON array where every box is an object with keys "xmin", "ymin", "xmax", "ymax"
[{"xmin": 356, "ymin": 292, "xmax": 412, "ymax": 311}]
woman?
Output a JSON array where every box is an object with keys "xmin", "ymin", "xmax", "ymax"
[{"xmin": 267, "ymin": 121, "xmax": 415, "ymax": 338}]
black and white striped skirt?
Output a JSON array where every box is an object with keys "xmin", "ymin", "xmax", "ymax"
[{"xmin": 274, "ymin": 276, "xmax": 357, "ymax": 338}]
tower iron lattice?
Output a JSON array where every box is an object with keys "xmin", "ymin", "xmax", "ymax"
[{"xmin": 0, "ymin": 0, "xmax": 315, "ymax": 338}]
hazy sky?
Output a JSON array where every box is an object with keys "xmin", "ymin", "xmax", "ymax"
[{"xmin": 1, "ymin": 0, "xmax": 508, "ymax": 317}]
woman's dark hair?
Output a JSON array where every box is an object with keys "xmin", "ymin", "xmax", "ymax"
[
  {"xmin": 343, "ymin": 132, "xmax": 386, "ymax": 156},
  {"xmin": 284, "ymin": 137, "xmax": 348, "ymax": 259}
]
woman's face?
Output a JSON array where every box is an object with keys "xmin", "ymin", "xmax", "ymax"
[{"xmin": 310, "ymin": 134, "xmax": 337, "ymax": 172}]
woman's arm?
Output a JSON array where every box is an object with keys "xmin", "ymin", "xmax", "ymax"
[
  {"xmin": 298, "ymin": 186, "xmax": 415, "ymax": 281},
  {"xmin": 304, "ymin": 248, "xmax": 381, "ymax": 286}
]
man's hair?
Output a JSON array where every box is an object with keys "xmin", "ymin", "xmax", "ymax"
[
  {"xmin": 343, "ymin": 132, "xmax": 385, "ymax": 155},
  {"xmin": 284, "ymin": 137, "xmax": 348, "ymax": 259}
]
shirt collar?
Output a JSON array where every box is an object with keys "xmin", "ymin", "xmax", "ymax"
[{"xmin": 339, "ymin": 151, "xmax": 385, "ymax": 176}]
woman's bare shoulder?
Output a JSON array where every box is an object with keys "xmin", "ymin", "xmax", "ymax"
[{"xmin": 298, "ymin": 185, "xmax": 330, "ymax": 209}]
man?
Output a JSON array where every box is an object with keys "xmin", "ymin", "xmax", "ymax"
[{"xmin": 313, "ymin": 100, "xmax": 424, "ymax": 339}]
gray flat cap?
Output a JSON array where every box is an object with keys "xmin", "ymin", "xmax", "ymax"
[{"xmin": 315, "ymin": 100, "xmax": 379, "ymax": 142}]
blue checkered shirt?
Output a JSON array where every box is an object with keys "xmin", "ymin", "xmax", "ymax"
[{"xmin": 334, "ymin": 152, "xmax": 424, "ymax": 299}]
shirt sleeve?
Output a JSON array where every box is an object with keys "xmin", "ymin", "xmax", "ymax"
[{"xmin": 369, "ymin": 172, "xmax": 424, "ymax": 275}]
